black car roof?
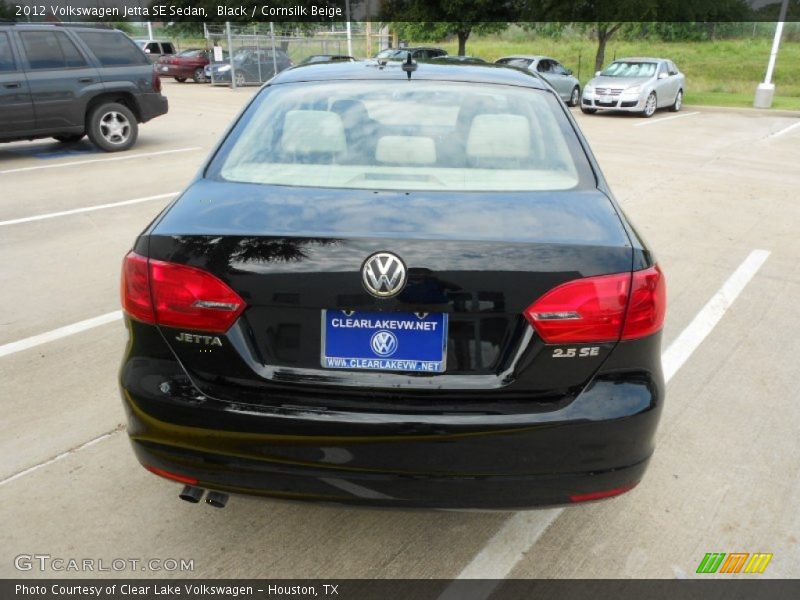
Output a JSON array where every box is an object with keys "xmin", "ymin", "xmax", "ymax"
[{"xmin": 274, "ymin": 60, "xmax": 548, "ymax": 89}]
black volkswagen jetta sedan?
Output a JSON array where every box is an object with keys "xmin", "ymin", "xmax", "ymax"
[{"xmin": 120, "ymin": 60, "xmax": 666, "ymax": 509}]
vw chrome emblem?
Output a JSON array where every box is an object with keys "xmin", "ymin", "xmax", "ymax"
[
  {"xmin": 362, "ymin": 252, "xmax": 407, "ymax": 298},
  {"xmin": 370, "ymin": 330, "xmax": 398, "ymax": 357}
]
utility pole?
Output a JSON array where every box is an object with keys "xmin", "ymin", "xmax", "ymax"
[
  {"xmin": 754, "ymin": 0, "xmax": 789, "ymax": 108},
  {"xmin": 226, "ymin": 21, "xmax": 237, "ymax": 90},
  {"xmin": 270, "ymin": 22, "xmax": 278, "ymax": 77}
]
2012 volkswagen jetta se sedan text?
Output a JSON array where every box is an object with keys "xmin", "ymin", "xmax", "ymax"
[{"xmin": 119, "ymin": 60, "xmax": 666, "ymax": 509}]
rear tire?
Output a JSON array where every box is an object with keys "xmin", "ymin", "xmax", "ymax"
[
  {"xmin": 568, "ymin": 86, "xmax": 581, "ymax": 107},
  {"xmin": 234, "ymin": 71, "xmax": 246, "ymax": 88},
  {"xmin": 670, "ymin": 89, "xmax": 683, "ymax": 112},
  {"xmin": 641, "ymin": 92, "xmax": 657, "ymax": 118},
  {"xmin": 192, "ymin": 67, "xmax": 206, "ymax": 84},
  {"xmin": 174, "ymin": 77, "xmax": 187, "ymax": 83},
  {"xmin": 53, "ymin": 133, "xmax": 85, "ymax": 144},
  {"xmin": 580, "ymin": 106, "xmax": 597, "ymax": 115},
  {"xmin": 86, "ymin": 102, "xmax": 138, "ymax": 152}
]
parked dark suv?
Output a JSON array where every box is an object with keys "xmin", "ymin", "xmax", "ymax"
[{"xmin": 0, "ymin": 24, "xmax": 168, "ymax": 152}]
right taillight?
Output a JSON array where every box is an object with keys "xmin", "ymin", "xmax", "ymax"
[
  {"xmin": 621, "ymin": 265, "xmax": 666, "ymax": 340},
  {"xmin": 524, "ymin": 265, "xmax": 665, "ymax": 344},
  {"xmin": 152, "ymin": 71, "xmax": 162, "ymax": 93},
  {"xmin": 121, "ymin": 251, "xmax": 246, "ymax": 333}
]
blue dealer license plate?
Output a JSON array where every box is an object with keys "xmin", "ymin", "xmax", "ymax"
[{"xmin": 322, "ymin": 310, "xmax": 447, "ymax": 373}]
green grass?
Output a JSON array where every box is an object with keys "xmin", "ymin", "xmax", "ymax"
[{"xmin": 424, "ymin": 36, "xmax": 800, "ymax": 111}]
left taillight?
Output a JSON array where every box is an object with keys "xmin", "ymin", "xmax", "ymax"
[
  {"xmin": 121, "ymin": 251, "xmax": 246, "ymax": 333},
  {"xmin": 121, "ymin": 251, "xmax": 155, "ymax": 324},
  {"xmin": 152, "ymin": 70, "xmax": 162, "ymax": 93}
]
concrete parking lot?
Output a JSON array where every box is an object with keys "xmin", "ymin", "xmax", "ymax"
[{"xmin": 1, "ymin": 80, "xmax": 799, "ymax": 580}]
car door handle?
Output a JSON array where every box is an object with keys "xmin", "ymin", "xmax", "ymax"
[
  {"xmin": 3, "ymin": 82, "xmax": 21, "ymax": 88},
  {"xmin": 78, "ymin": 77, "xmax": 94, "ymax": 83}
]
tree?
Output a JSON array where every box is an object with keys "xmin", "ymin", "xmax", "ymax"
[
  {"xmin": 383, "ymin": 1, "xmax": 510, "ymax": 55},
  {"xmin": 0, "ymin": 0, "xmax": 14, "ymax": 19},
  {"xmin": 518, "ymin": 0, "xmax": 751, "ymax": 72}
]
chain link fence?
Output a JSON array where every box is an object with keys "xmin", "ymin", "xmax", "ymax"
[{"xmin": 200, "ymin": 24, "xmax": 390, "ymax": 87}]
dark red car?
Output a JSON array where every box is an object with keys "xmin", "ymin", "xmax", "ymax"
[{"xmin": 156, "ymin": 49, "xmax": 225, "ymax": 84}]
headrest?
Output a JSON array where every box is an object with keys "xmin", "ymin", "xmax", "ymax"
[
  {"xmin": 375, "ymin": 136, "xmax": 437, "ymax": 164},
  {"xmin": 466, "ymin": 114, "xmax": 531, "ymax": 159},
  {"xmin": 281, "ymin": 110, "xmax": 346, "ymax": 154}
]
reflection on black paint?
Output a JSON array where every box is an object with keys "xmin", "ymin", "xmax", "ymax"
[{"xmin": 169, "ymin": 235, "xmax": 343, "ymax": 272}]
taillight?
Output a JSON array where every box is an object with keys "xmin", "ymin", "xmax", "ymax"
[
  {"xmin": 121, "ymin": 251, "xmax": 246, "ymax": 333},
  {"xmin": 524, "ymin": 265, "xmax": 665, "ymax": 343},
  {"xmin": 152, "ymin": 71, "xmax": 162, "ymax": 93},
  {"xmin": 121, "ymin": 252, "xmax": 155, "ymax": 324},
  {"xmin": 622, "ymin": 265, "xmax": 666, "ymax": 340}
]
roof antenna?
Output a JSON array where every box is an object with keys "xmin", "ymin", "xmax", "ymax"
[{"xmin": 401, "ymin": 52, "xmax": 417, "ymax": 80}]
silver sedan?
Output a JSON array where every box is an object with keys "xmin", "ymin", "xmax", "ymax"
[
  {"xmin": 495, "ymin": 55, "xmax": 582, "ymax": 106},
  {"xmin": 581, "ymin": 57, "xmax": 685, "ymax": 118}
]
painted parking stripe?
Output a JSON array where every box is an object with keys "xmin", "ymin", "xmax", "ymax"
[
  {"xmin": 0, "ymin": 192, "xmax": 178, "ymax": 227},
  {"xmin": 0, "ymin": 146, "xmax": 202, "ymax": 175},
  {"xmin": 0, "ymin": 311, "xmax": 121, "ymax": 359},
  {"xmin": 633, "ymin": 111, "xmax": 699, "ymax": 127},
  {"xmin": 661, "ymin": 249, "xmax": 770, "ymax": 382},
  {"xmin": 769, "ymin": 121, "xmax": 800, "ymax": 138},
  {"xmin": 0, "ymin": 429, "xmax": 120, "ymax": 488},
  {"xmin": 438, "ymin": 249, "xmax": 770, "ymax": 595}
]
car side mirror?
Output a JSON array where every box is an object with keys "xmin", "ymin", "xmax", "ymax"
[
  {"xmin": 595, "ymin": 71, "xmax": 601, "ymax": 77},
  {"xmin": 658, "ymin": 72, "xmax": 668, "ymax": 79},
  {"xmin": 566, "ymin": 69, "xmax": 573, "ymax": 75}
]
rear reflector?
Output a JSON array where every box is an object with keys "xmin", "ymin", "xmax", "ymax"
[
  {"xmin": 121, "ymin": 251, "xmax": 246, "ymax": 333},
  {"xmin": 569, "ymin": 482, "xmax": 639, "ymax": 503},
  {"xmin": 524, "ymin": 265, "xmax": 665, "ymax": 344},
  {"xmin": 144, "ymin": 464, "xmax": 198, "ymax": 485}
]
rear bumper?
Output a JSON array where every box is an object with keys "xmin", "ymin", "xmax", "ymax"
[
  {"xmin": 132, "ymin": 438, "xmax": 651, "ymax": 508},
  {"xmin": 120, "ymin": 364, "xmax": 664, "ymax": 509},
  {"xmin": 138, "ymin": 93, "xmax": 168, "ymax": 122}
]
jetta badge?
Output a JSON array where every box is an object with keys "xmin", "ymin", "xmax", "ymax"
[{"xmin": 362, "ymin": 252, "xmax": 407, "ymax": 298}]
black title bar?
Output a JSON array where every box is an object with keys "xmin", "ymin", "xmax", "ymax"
[{"xmin": 3, "ymin": 1, "xmax": 800, "ymax": 23}]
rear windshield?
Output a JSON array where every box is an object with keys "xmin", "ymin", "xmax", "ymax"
[{"xmin": 208, "ymin": 80, "xmax": 593, "ymax": 192}]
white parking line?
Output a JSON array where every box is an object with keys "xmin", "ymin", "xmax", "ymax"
[
  {"xmin": 634, "ymin": 111, "xmax": 699, "ymax": 127},
  {"xmin": 0, "ymin": 429, "xmax": 120, "ymax": 488},
  {"xmin": 0, "ymin": 310, "xmax": 121, "ymax": 358},
  {"xmin": 769, "ymin": 121, "xmax": 800, "ymax": 138},
  {"xmin": 0, "ymin": 192, "xmax": 178, "ymax": 227},
  {"xmin": 661, "ymin": 249, "xmax": 771, "ymax": 381},
  {"xmin": 439, "ymin": 248, "xmax": 770, "ymax": 593},
  {"xmin": 0, "ymin": 147, "xmax": 202, "ymax": 175}
]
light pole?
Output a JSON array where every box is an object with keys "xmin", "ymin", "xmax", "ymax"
[
  {"xmin": 345, "ymin": 0, "xmax": 353, "ymax": 58},
  {"xmin": 754, "ymin": 0, "xmax": 790, "ymax": 108}
]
